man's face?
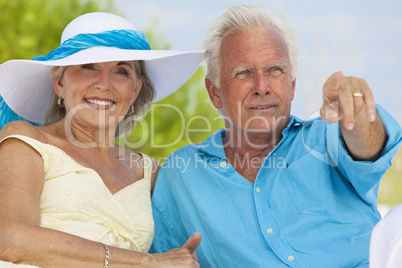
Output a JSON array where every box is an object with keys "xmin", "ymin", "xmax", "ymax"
[{"xmin": 207, "ymin": 27, "xmax": 296, "ymax": 136}]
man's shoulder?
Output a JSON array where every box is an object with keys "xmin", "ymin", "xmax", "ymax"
[
  {"xmin": 158, "ymin": 130, "xmax": 225, "ymax": 175},
  {"xmin": 159, "ymin": 143, "xmax": 204, "ymax": 173},
  {"xmin": 166, "ymin": 142, "xmax": 202, "ymax": 158},
  {"xmin": 165, "ymin": 129, "xmax": 224, "ymax": 159}
]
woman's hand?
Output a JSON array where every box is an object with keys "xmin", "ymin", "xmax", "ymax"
[{"xmin": 151, "ymin": 232, "xmax": 201, "ymax": 267}]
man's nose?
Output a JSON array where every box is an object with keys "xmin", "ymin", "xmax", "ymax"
[{"xmin": 253, "ymin": 73, "xmax": 271, "ymax": 96}]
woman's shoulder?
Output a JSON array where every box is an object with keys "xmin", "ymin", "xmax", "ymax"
[
  {"xmin": 116, "ymin": 146, "xmax": 160, "ymax": 191},
  {"xmin": 0, "ymin": 121, "xmax": 45, "ymax": 142},
  {"xmin": 119, "ymin": 148, "xmax": 159, "ymax": 170},
  {"xmin": 117, "ymin": 146, "xmax": 145, "ymax": 172}
]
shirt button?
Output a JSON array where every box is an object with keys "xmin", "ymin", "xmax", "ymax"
[
  {"xmin": 288, "ymin": 256, "xmax": 295, "ymax": 261},
  {"xmin": 220, "ymin": 162, "xmax": 227, "ymax": 168},
  {"xmin": 266, "ymin": 228, "xmax": 273, "ymax": 234},
  {"xmin": 256, "ymin": 187, "xmax": 261, "ymax": 193}
]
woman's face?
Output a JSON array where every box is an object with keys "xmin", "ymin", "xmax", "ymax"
[{"xmin": 53, "ymin": 61, "xmax": 142, "ymax": 131}]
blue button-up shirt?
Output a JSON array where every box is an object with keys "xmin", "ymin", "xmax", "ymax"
[{"xmin": 151, "ymin": 105, "xmax": 402, "ymax": 268}]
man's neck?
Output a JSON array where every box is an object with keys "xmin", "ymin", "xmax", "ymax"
[
  {"xmin": 222, "ymin": 128, "xmax": 283, "ymax": 183},
  {"xmin": 223, "ymin": 128, "xmax": 282, "ymax": 155}
]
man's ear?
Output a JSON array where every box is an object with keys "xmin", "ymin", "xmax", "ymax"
[
  {"xmin": 205, "ymin": 78, "xmax": 221, "ymax": 109},
  {"xmin": 291, "ymin": 78, "xmax": 296, "ymax": 101}
]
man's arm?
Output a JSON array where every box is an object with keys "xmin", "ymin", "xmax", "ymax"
[{"xmin": 320, "ymin": 72, "xmax": 386, "ymax": 161}]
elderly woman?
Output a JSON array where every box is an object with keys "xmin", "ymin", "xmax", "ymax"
[{"xmin": 0, "ymin": 12, "xmax": 202, "ymax": 267}]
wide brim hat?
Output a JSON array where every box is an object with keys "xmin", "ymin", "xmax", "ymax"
[{"xmin": 0, "ymin": 12, "xmax": 204, "ymax": 124}]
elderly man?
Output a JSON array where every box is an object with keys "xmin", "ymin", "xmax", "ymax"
[{"xmin": 150, "ymin": 5, "xmax": 402, "ymax": 268}]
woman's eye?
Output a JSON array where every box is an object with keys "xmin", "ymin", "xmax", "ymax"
[
  {"xmin": 116, "ymin": 68, "xmax": 129, "ymax": 76},
  {"xmin": 81, "ymin": 64, "xmax": 95, "ymax": 70}
]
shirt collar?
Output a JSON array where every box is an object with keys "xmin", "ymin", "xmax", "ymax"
[
  {"xmin": 282, "ymin": 115, "xmax": 304, "ymax": 136},
  {"xmin": 196, "ymin": 128, "xmax": 227, "ymax": 159},
  {"xmin": 197, "ymin": 115, "xmax": 308, "ymax": 158}
]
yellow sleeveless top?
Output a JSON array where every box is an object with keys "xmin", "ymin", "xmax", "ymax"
[{"xmin": 0, "ymin": 135, "xmax": 154, "ymax": 267}]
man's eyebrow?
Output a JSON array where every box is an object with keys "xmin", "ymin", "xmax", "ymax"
[
  {"xmin": 233, "ymin": 66, "xmax": 254, "ymax": 73},
  {"xmin": 264, "ymin": 62, "xmax": 287, "ymax": 68}
]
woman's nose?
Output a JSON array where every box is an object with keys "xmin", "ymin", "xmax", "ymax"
[{"xmin": 96, "ymin": 70, "xmax": 112, "ymax": 91}]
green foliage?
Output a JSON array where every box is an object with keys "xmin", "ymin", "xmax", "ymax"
[
  {"xmin": 118, "ymin": 65, "xmax": 224, "ymax": 162},
  {"xmin": 378, "ymin": 149, "xmax": 402, "ymax": 207},
  {"xmin": 0, "ymin": 0, "xmax": 113, "ymax": 62},
  {"xmin": 116, "ymin": 23, "xmax": 224, "ymax": 161}
]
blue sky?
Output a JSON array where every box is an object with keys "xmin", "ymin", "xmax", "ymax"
[{"xmin": 115, "ymin": 0, "xmax": 402, "ymax": 123}]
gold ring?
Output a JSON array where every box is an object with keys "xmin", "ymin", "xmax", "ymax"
[{"xmin": 352, "ymin": 92, "xmax": 364, "ymax": 97}]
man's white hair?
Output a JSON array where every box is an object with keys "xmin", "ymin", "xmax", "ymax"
[{"xmin": 202, "ymin": 4, "xmax": 299, "ymax": 88}]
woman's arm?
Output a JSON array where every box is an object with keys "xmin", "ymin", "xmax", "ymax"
[{"xmin": 0, "ymin": 127, "xmax": 198, "ymax": 267}]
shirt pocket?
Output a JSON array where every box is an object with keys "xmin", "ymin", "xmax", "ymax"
[{"xmin": 281, "ymin": 145, "xmax": 336, "ymax": 217}]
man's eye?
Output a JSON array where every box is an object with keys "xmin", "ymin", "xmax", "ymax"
[
  {"xmin": 236, "ymin": 70, "xmax": 252, "ymax": 79},
  {"xmin": 267, "ymin": 67, "xmax": 283, "ymax": 76}
]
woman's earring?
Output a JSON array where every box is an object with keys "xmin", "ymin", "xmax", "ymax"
[
  {"xmin": 57, "ymin": 97, "xmax": 65, "ymax": 108},
  {"xmin": 126, "ymin": 105, "xmax": 134, "ymax": 116}
]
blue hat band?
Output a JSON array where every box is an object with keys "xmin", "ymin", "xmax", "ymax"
[{"xmin": 32, "ymin": 29, "xmax": 151, "ymax": 61}]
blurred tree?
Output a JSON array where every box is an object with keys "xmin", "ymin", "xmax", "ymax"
[
  {"xmin": 0, "ymin": 0, "xmax": 114, "ymax": 62},
  {"xmin": 118, "ymin": 65, "xmax": 224, "ymax": 162},
  {"xmin": 116, "ymin": 20, "xmax": 224, "ymax": 161},
  {"xmin": 378, "ymin": 151, "xmax": 402, "ymax": 209}
]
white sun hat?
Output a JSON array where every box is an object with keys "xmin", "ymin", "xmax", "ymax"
[{"xmin": 0, "ymin": 12, "xmax": 204, "ymax": 124}]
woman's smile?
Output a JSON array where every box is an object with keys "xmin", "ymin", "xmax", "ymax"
[{"xmin": 85, "ymin": 98, "xmax": 116, "ymax": 110}]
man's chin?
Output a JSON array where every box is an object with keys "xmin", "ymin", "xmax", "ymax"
[{"xmin": 244, "ymin": 127, "xmax": 276, "ymax": 135}]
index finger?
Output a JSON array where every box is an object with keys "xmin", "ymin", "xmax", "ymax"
[{"xmin": 322, "ymin": 71, "xmax": 343, "ymax": 105}]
